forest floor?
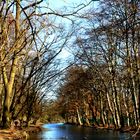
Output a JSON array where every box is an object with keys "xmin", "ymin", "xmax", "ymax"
[{"xmin": 0, "ymin": 124, "xmax": 43, "ymax": 140}]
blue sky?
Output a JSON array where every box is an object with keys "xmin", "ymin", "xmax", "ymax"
[
  {"xmin": 46, "ymin": 0, "xmax": 96, "ymax": 60},
  {"xmin": 47, "ymin": 0, "xmax": 83, "ymax": 59},
  {"xmin": 40, "ymin": 0, "xmax": 99, "ymax": 61},
  {"xmin": 48, "ymin": 0, "xmax": 87, "ymax": 9}
]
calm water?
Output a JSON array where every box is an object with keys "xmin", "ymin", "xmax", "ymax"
[{"xmin": 29, "ymin": 123, "xmax": 140, "ymax": 140}]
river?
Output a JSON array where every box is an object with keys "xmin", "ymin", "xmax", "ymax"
[{"xmin": 29, "ymin": 123, "xmax": 140, "ymax": 140}]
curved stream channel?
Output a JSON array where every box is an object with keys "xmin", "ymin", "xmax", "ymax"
[{"xmin": 29, "ymin": 123, "xmax": 140, "ymax": 140}]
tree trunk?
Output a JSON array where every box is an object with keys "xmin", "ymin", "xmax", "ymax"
[
  {"xmin": 76, "ymin": 108, "xmax": 83, "ymax": 126},
  {"xmin": 123, "ymin": 90, "xmax": 130, "ymax": 127},
  {"xmin": 83, "ymin": 100, "xmax": 90, "ymax": 126},
  {"xmin": 106, "ymin": 91, "xmax": 117, "ymax": 127},
  {"xmin": 100, "ymin": 97, "xmax": 106, "ymax": 126},
  {"xmin": 2, "ymin": 0, "xmax": 20, "ymax": 128}
]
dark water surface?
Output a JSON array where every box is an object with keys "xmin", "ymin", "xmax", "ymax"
[{"xmin": 29, "ymin": 123, "xmax": 140, "ymax": 140}]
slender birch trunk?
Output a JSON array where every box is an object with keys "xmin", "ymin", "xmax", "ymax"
[
  {"xmin": 100, "ymin": 96, "xmax": 106, "ymax": 126},
  {"xmin": 83, "ymin": 100, "xmax": 90, "ymax": 126},
  {"xmin": 112, "ymin": 80, "xmax": 121, "ymax": 128},
  {"xmin": 106, "ymin": 91, "xmax": 117, "ymax": 127},
  {"xmin": 76, "ymin": 107, "xmax": 83, "ymax": 126},
  {"xmin": 123, "ymin": 91, "xmax": 130, "ymax": 127}
]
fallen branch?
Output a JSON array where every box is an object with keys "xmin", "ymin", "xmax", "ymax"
[{"xmin": 132, "ymin": 125, "xmax": 140, "ymax": 138}]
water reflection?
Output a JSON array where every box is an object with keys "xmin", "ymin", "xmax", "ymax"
[
  {"xmin": 29, "ymin": 123, "xmax": 140, "ymax": 140},
  {"xmin": 41, "ymin": 123, "xmax": 69, "ymax": 139}
]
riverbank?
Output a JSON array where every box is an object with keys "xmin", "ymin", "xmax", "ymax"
[
  {"xmin": 65, "ymin": 122, "xmax": 140, "ymax": 137},
  {"xmin": 0, "ymin": 125, "xmax": 43, "ymax": 140},
  {"xmin": 96, "ymin": 125, "xmax": 138, "ymax": 133},
  {"xmin": 92, "ymin": 124, "xmax": 140, "ymax": 139}
]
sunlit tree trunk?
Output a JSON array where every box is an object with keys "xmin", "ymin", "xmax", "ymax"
[
  {"xmin": 106, "ymin": 91, "xmax": 117, "ymax": 127},
  {"xmin": 83, "ymin": 100, "xmax": 90, "ymax": 126},
  {"xmin": 100, "ymin": 96, "xmax": 106, "ymax": 126},
  {"xmin": 2, "ymin": 0, "xmax": 20, "ymax": 127},
  {"xmin": 122, "ymin": 91, "xmax": 130, "ymax": 127},
  {"xmin": 131, "ymin": 2, "xmax": 140, "ymax": 125},
  {"xmin": 111, "ymin": 81, "xmax": 121, "ymax": 128},
  {"xmin": 76, "ymin": 107, "xmax": 83, "ymax": 126}
]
